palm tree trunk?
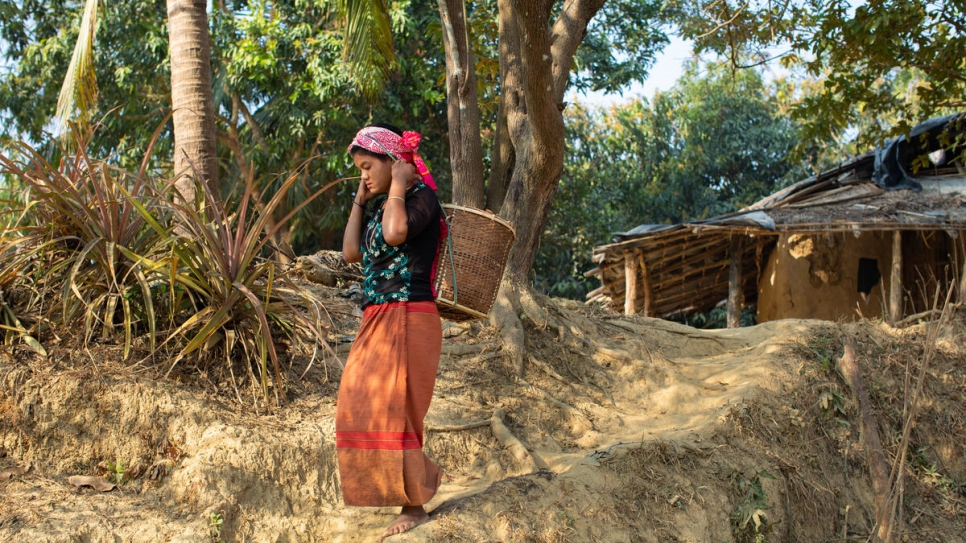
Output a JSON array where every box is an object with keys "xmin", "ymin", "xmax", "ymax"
[{"xmin": 167, "ymin": 0, "xmax": 218, "ymax": 202}]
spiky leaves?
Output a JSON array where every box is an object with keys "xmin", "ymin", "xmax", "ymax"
[
  {"xmin": 0, "ymin": 125, "xmax": 166, "ymax": 359},
  {"xmin": 130, "ymin": 161, "xmax": 336, "ymax": 406}
]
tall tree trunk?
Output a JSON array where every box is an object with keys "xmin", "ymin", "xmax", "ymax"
[
  {"xmin": 485, "ymin": 7, "xmax": 516, "ymax": 214},
  {"xmin": 438, "ymin": 0, "xmax": 485, "ymax": 208},
  {"xmin": 167, "ymin": 0, "xmax": 218, "ymax": 202},
  {"xmin": 489, "ymin": 0, "xmax": 605, "ymax": 376},
  {"xmin": 497, "ymin": 0, "xmax": 605, "ymax": 283}
]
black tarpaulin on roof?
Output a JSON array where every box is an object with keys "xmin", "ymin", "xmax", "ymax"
[{"xmin": 872, "ymin": 113, "xmax": 966, "ymax": 191}]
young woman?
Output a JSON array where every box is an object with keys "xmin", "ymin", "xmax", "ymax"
[{"xmin": 337, "ymin": 123, "xmax": 446, "ymax": 539}]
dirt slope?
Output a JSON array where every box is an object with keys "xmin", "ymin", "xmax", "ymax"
[{"xmin": 1, "ymin": 285, "xmax": 964, "ymax": 542}]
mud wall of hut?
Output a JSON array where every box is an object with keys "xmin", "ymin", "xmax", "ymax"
[
  {"xmin": 757, "ymin": 232, "xmax": 894, "ymax": 322},
  {"xmin": 758, "ymin": 230, "xmax": 965, "ymax": 323}
]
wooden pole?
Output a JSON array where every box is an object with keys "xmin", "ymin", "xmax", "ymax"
[
  {"xmin": 890, "ymin": 231, "xmax": 903, "ymax": 325},
  {"xmin": 624, "ymin": 250, "xmax": 638, "ymax": 316},
  {"xmin": 728, "ymin": 236, "xmax": 744, "ymax": 328},
  {"xmin": 639, "ymin": 256, "xmax": 652, "ymax": 317}
]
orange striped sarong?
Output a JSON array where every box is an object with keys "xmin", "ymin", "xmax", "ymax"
[{"xmin": 336, "ymin": 301, "xmax": 443, "ymax": 506}]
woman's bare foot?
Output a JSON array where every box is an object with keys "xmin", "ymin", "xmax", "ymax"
[{"xmin": 377, "ymin": 505, "xmax": 429, "ymax": 541}]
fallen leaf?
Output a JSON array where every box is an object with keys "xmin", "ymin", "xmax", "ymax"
[{"xmin": 68, "ymin": 475, "xmax": 116, "ymax": 492}]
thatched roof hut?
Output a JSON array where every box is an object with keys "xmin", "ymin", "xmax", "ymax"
[{"xmin": 586, "ymin": 114, "xmax": 966, "ymax": 326}]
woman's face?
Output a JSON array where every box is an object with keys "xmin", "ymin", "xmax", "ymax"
[{"xmin": 353, "ymin": 153, "xmax": 393, "ymax": 195}]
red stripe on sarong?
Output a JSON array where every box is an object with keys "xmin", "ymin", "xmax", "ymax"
[
  {"xmin": 336, "ymin": 431, "xmax": 423, "ymax": 450},
  {"xmin": 337, "ymin": 439, "xmax": 423, "ymax": 450},
  {"xmin": 337, "ymin": 431, "xmax": 421, "ymax": 440}
]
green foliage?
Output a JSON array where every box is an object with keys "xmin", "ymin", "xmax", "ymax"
[
  {"xmin": 1, "ymin": 0, "xmax": 686, "ymax": 264},
  {"xmin": 0, "ymin": 0, "xmax": 452, "ymax": 255},
  {"xmin": 678, "ymin": 0, "xmax": 966, "ymax": 152},
  {"xmin": 806, "ymin": 332, "xmax": 839, "ymax": 375},
  {"xmin": 210, "ymin": 0, "xmax": 450, "ymax": 252},
  {"xmin": 535, "ymin": 64, "xmax": 802, "ymax": 299},
  {"xmin": 334, "ymin": 0, "xmax": 396, "ymax": 98},
  {"xmin": 129, "ymin": 166, "xmax": 331, "ymax": 405},
  {"xmin": 0, "ymin": 127, "xmax": 332, "ymax": 406},
  {"xmin": 818, "ymin": 387, "xmax": 847, "ymax": 420},
  {"xmin": 729, "ymin": 468, "xmax": 777, "ymax": 542},
  {"xmin": 104, "ymin": 458, "xmax": 126, "ymax": 485},
  {"xmin": 911, "ymin": 446, "xmax": 966, "ymax": 497},
  {"xmin": 802, "ymin": 332, "xmax": 849, "ymax": 424},
  {"xmin": 55, "ymin": 0, "xmax": 99, "ymax": 134},
  {"xmin": 0, "ymin": 0, "xmax": 172, "ymax": 168},
  {"xmin": 569, "ymin": 0, "xmax": 674, "ymax": 93},
  {"xmin": 209, "ymin": 511, "xmax": 224, "ymax": 542}
]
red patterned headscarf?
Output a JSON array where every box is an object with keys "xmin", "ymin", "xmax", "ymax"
[{"xmin": 347, "ymin": 127, "xmax": 437, "ymax": 191}]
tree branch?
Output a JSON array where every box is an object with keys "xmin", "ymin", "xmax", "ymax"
[
  {"xmin": 696, "ymin": 1, "xmax": 749, "ymax": 39},
  {"xmin": 549, "ymin": 0, "xmax": 606, "ymax": 100},
  {"xmin": 233, "ymin": 94, "xmax": 269, "ymax": 153},
  {"xmin": 837, "ymin": 337, "xmax": 893, "ymax": 542}
]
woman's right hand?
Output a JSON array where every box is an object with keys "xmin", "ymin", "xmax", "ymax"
[{"xmin": 355, "ymin": 178, "xmax": 372, "ymax": 205}]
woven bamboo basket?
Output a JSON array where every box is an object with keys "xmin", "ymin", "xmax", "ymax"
[{"xmin": 434, "ymin": 204, "xmax": 516, "ymax": 321}]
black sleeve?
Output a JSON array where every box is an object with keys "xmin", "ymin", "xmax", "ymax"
[{"xmin": 405, "ymin": 188, "xmax": 441, "ymax": 242}]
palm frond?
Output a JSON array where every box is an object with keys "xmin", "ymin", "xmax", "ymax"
[
  {"xmin": 336, "ymin": 0, "xmax": 396, "ymax": 99},
  {"xmin": 56, "ymin": 0, "xmax": 100, "ymax": 135}
]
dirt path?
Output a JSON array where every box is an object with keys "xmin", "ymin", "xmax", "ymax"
[{"xmin": 1, "ymin": 287, "xmax": 964, "ymax": 542}]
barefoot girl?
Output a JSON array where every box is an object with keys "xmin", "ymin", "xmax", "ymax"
[{"xmin": 337, "ymin": 123, "xmax": 446, "ymax": 539}]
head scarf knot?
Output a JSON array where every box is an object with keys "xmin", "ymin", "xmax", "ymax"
[{"xmin": 348, "ymin": 127, "xmax": 437, "ymax": 191}]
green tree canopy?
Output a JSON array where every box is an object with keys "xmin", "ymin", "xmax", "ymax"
[
  {"xmin": 1, "ymin": 0, "xmax": 678, "ymax": 256},
  {"xmin": 1, "ymin": 0, "xmax": 171, "ymax": 165},
  {"xmin": 677, "ymin": 0, "xmax": 966, "ymax": 150},
  {"xmin": 0, "ymin": 0, "xmax": 452, "ymax": 251},
  {"xmin": 536, "ymin": 63, "xmax": 803, "ymax": 299}
]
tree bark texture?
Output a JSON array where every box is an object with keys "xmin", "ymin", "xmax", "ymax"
[
  {"xmin": 167, "ymin": 0, "xmax": 218, "ymax": 202},
  {"xmin": 640, "ymin": 257, "xmax": 652, "ymax": 317},
  {"xmin": 485, "ymin": 8, "xmax": 516, "ymax": 214},
  {"xmin": 438, "ymin": 0, "xmax": 486, "ymax": 208},
  {"xmin": 624, "ymin": 251, "xmax": 638, "ymax": 316},
  {"xmin": 496, "ymin": 0, "xmax": 606, "ymax": 283}
]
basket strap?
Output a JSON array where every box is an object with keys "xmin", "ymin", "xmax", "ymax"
[{"xmin": 440, "ymin": 204, "xmax": 458, "ymax": 307}]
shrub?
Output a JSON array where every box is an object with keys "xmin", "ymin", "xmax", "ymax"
[
  {"xmin": 1, "ymin": 126, "xmax": 338, "ymax": 407},
  {"xmin": 0, "ymin": 126, "xmax": 169, "ymax": 358},
  {"xmin": 130, "ymin": 164, "xmax": 335, "ymax": 406}
]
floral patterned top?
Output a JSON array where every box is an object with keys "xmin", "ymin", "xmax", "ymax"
[{"xmin": 359, "ymin": 182, "xmax": 442, "ymax": 307}]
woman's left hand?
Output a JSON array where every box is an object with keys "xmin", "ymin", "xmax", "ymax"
[{"xmin": 391, "ymin": 160, "xmax": 417, "ymax": 188}]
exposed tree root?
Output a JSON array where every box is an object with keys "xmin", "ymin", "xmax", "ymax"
[
  {"xmin": 427, "ymin": 408, "xmax": 549, "ymax": 473},
  {"xmin": 838, "ymin": 336, "xmax": 893, "ymax": 543},
  {"xmin": 528, "ymin": 356, "xmax": 571, "ymax": 387},
  {"xmin": 490, "ymin": 280, "xmax": 528, "ymax": 376},
  {"xmin": 489, "ymin": 407, "xmax": 549, "ymax": 472}
]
